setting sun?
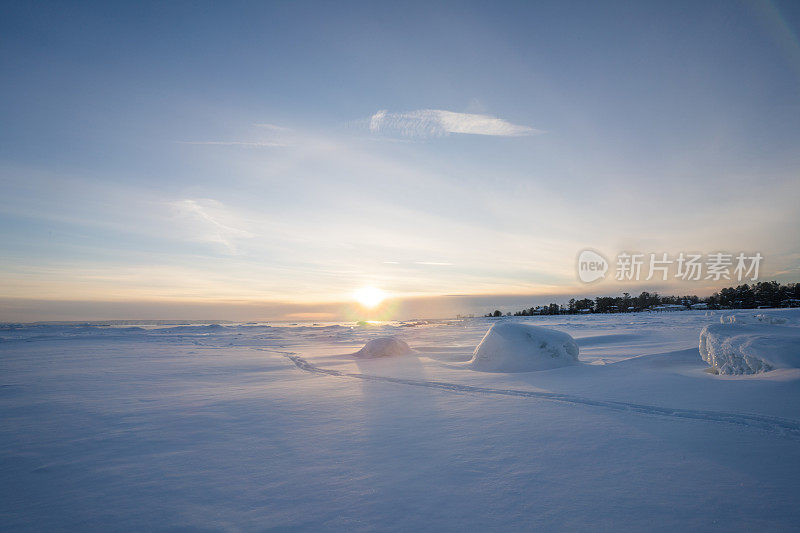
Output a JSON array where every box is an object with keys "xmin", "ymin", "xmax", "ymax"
[{"xmin": 353, "ymin": 286, "xmax": 386, "ymax": 308}]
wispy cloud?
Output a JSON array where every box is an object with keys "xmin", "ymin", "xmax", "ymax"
[
  {"xmin": 253, "ymin": 123, "xmax": 290, "ymax": 131},
  {"xmin": 369, "ymin": 109, "xmax": 540, "ymax": 138},
  {"xmin": 172, "ymin": 199, "xmax": 255, "ymax": 253},
  {"xmin": 381, "ymin": 260, "xmax": 454, "ymax": 266},
  {"xmin": 176, "ymin": 140, "xmax": 287, "ymax": 147}
]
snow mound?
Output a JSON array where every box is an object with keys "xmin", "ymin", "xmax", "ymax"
[
  {"xmin": 755, "ymin": 314, "xmax": 788, "ymax": 325},
  {"xmin": 354, "ymin": 337, "xmax": 414, "ymax": 358},
  {"xmin": 468, "ymin": 322, "xmax": 580, "ymax": 372},
  {"xmin": 720, "ymin": 314, "xmax": 747, "ymax": 324},
  {"xmin": 699, "ymin": 323, "xmax": 800, "ymax": 375}
]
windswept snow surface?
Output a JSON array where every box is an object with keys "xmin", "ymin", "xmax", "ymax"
[
  {"xmin": 700, "ymin": 317, "xmax": 800, "ymax": 375},
  {"xmin": 468, "ymin": 322, "xmax": 579, "ymax": 372},
  {"xmin": 2, "ymin": 309, "xmax": 800, "ymax": 531}
]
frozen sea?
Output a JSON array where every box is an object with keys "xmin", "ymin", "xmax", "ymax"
[{"xmin": 2, "ymin": 310, "xmax": 800, "ymax": 531}]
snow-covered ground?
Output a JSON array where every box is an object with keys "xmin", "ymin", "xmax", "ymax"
[{"xmin": 2, "ymin": 309, "xmax": 800, "ymax": 531}]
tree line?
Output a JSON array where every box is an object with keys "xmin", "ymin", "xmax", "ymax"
[{"xmin": 485, "ymin": 281, "xmax": 800, "ymax": 317}]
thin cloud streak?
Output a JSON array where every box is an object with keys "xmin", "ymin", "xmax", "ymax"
[
  {"xmin": 176, "ymin": 140, "xmax": 288, "ymax": 147},
  {"xmin": 172, "ymin": 199, "xmax": 255, "ymax": 253},
  {"xmin": 253, "ymin": 123, "xmax": 291, "ymax": 131},
  {"xmin": 369, "ymin": 109, "xmax": 541, "ymax": 138}
]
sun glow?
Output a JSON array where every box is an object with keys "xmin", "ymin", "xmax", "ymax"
[{"xmin": 354, "ymin": 286, "xmax": 387, "ymax": 308}]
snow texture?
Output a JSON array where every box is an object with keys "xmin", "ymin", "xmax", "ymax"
[
  {"xmin": 700, "ymin": 320, "xmax": 800, "ymax": 375},
  {"xmin": 468, "ymin": 322, "xmax": 580, "ymax": 372}
]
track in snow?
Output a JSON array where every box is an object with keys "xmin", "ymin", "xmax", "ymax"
[{"xmin": 275, "ymin": 351, "xmax": 800, "ymax": 439}]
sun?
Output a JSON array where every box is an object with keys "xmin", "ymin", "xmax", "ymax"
[{"xmin": 354, "ymin": 286, "xmax": 387, "ymax": 309}]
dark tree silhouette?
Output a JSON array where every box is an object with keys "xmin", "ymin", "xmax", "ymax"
[{"xmin": 487, "ymin": 282, "xmax": 800, "ymax": 316}]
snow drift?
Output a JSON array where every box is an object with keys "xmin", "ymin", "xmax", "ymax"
[
  {"xmin": 354, "ymin": 336, "xmax": 414, "ymax": 358},
  {"xmin": 468, "ymin": 322, "xmax": 580, "ymax": 372},
  {"xmin": 699, "ymin": 322, "xmax": 800, "ymax": 375}
]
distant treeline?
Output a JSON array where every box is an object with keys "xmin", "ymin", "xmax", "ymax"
[{"xmin": 485, "ymin": 281, "xmax": 800, "ymax": 317}]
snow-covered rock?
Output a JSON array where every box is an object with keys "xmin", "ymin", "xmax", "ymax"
[
  {"xmin": 468, "ymin": 322, "xmax": 580, "ymax": 372},
  {"xmin": 699, "ymin": 322, "xmax": 800, "ymax": 375},
  {"xmin": 354, "ymin": 336, "xmax": 414, "ymax": 358}
]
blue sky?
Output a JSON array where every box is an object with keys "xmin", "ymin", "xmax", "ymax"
[{"xmin": 1, "ymin": 1, "xmax": 799, "ymax": 321}]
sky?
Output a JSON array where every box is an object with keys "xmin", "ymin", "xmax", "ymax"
[{"xmin": 1, "ymin": 0, "xmax": 799, "ymax": 322}]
